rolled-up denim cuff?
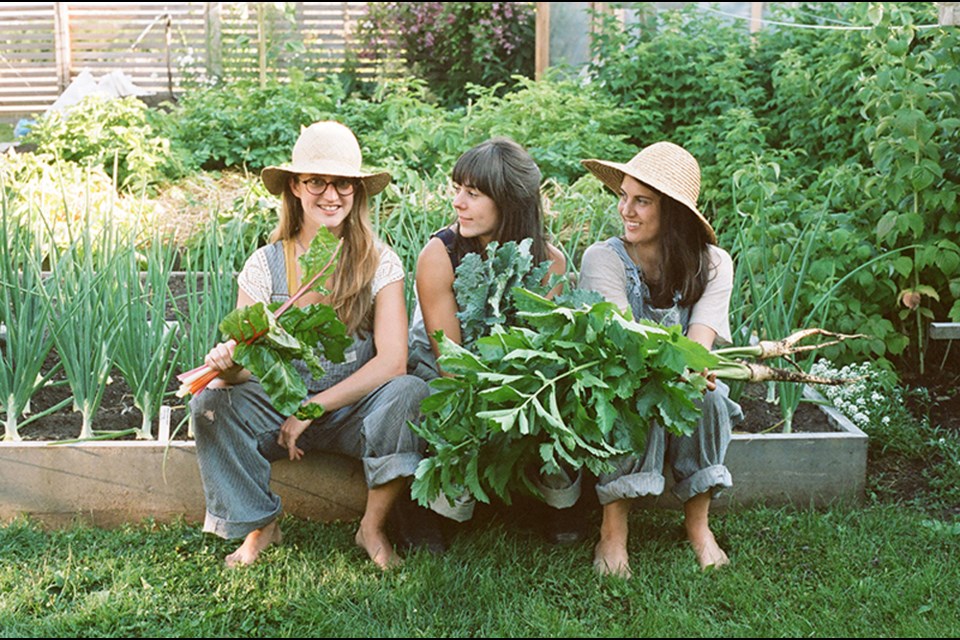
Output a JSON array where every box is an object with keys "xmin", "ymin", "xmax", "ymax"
[
  {"xmin": 363, "ymin": 452, "xmax": 421, "ymax": 488},
  {"xmin": 429, "ymin": 491, "xmax": 476, "ymax": 522},
  {"xmin": 203, "ymin": 505, "xmax": 281, "ymax": 541},
  {"xmin": 533, "ymin": 468, "xmax": 582, "ymax": 509},
  {"xmin": 671, "ymin": 464, "xmax": 732, "ymax": 503},
  {"xmin": 596, "ymin": 471, "xmax": 665, "ymax": 506}
]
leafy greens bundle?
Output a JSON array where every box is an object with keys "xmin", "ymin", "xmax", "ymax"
[
  {"xmin": 411, "ymin": 288, "xmax": 715, "ymax": 506},
  {"xmin": 177, "ymin": 227, "xmax": 351, "ymax": 418}
]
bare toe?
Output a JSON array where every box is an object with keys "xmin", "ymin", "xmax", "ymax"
[
  {"xmin": 356, "ymin": 527, "xmax": 402, "ymax": 571},
  {"xmin": 224, "ymin": 520, "xmax": 282, "ymax": 568},
  {"xmin": 691, "ymin": 533, "xmax": 729, "ymax": 570},
  {"xmin": 593, "ymin": 540, "xmax": 632, "ymax": 578}
]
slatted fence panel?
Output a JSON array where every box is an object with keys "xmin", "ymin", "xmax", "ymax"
[
  {"xmin": 0, "ymin": 3, "xmax": 58, "ymax": 121},
  {"xmin": 67, "ymin": 2, "xmax": 205, "ymax": 98},
  {"xmin": 0, "ymin": 2, "xmax": 386, "ymax": 124}
]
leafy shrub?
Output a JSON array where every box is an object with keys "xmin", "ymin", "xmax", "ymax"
[
  {"xmin": 462, "ymin": 74, "xmax": 635, "ymax": 185},
  {"xmin": 24, "ymin": 96, "xmax": 179, "ymax": 189},
  {"xmin": 355, "ymin": 2, "xmax": 535, "ymax": 106},
  {"xmin": 0, "ymin": 150, "xmax": 155, "ymax": 256},
  {"xmin": 589, "ymin": 4, "xmax": 762, "ymax": 146},
  {"xmin": 339, "ymin": 79, "xmax": 463, "ymax": 186},
  {"xmin": 161, "ymin": 75, "xmax": 345, "ymax": 171}
]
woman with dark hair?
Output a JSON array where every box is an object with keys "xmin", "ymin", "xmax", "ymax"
[
  {"xmin": 410, "ymin": 137, "xmax": 564, "ymax": 377},
  {"xmin": 408, "ymin": 137, "xmax": 576, "ymax": 539},
  {"xmin": 578, "ymin": 141, "xmax": 743, "ymax": 577},
  {"xmin": 191, "ymin": 121, "xmax": 429, "ymax": 571}
]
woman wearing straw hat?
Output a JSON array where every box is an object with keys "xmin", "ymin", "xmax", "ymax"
[
  {"xmin": 191, "ymin": 121, "xmax": 429, "ymax": 570},
  {"xmin": 578, "ymin": 141, "xmax": 743, "ymax": 576},
  {"xmin": 409, "ymin": 137, "xmax": 582, "ymax": 542}
]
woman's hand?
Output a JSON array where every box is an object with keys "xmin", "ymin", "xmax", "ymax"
[
  {"xmin": 700, "ymin": 368, "xmax": 717, "ymax": 393},
  {"xmin": 204, "ymin": 339, "xmax": 237, "ymax": 372},
  {"xmin": 277, "ymin": 415, "xmax": 312, "ymax": 461}
]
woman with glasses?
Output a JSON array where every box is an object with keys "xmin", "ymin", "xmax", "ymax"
[{"xmin": 191, "ymin": 121, "xmax": 429, "ymax": 570}]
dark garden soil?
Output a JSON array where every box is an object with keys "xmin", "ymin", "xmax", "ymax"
[{"xmin": 733, "ymin": 383, "xmax": 832, "ymax": 434}]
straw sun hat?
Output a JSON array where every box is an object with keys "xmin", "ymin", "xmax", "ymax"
[
  {"xmin": 260, "ymin": 121, "xmax": 392, "ymax": 197},
  {"xmin": 581, "ymin": 141, "xmax": 716, "ymax": 244}
]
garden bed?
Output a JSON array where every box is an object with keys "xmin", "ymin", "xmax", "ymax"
[{"xmin": 0, "ymin": 380, "xmax": 868, "ymax": 527}]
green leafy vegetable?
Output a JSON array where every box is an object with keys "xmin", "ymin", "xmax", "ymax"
[
  {"xmin": 454, "ymin": 238, "xmax": 557, "ymax": 348},
  {"xmin": 412, "ymin": 288, "xmax": 866, "ymax": 508},
  {"xmin": 177, "ymin": 226, "xmax": 351, "ymax": 417},
  {"xmin": 411, "ymin": 289, "xmax": 713, "ymax": 507}
]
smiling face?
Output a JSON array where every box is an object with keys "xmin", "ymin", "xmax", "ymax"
[
  {"xmin": 291, "ymin": 174, "xmax": 356, "ymax": 237},
  {"xmin": 452, "ymin": 181, "xmax": 500, "ymax": 246},
  {"xmin": 618, "ymin": 175, "xmax": 662, "ymax": 251}
]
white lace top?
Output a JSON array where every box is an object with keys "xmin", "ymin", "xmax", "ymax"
[{"xmin": 237, "ymin": 241, "xmax": 404, "ymax": 304}]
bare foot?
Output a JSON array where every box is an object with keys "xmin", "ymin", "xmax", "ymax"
[
  {"xmin": 355, "ymin": 525, "xmax": 402, "ymax": 571},
  {"xmin": 225, "ymin": 520, "xmax": 282, "ymax": 568},
  {"xmin": 593, "ymin": 538, "xmax": 632, "ymax": 578},
  {"xmin": 689, "ymin": 529, "xmax": 729, "ymax": 570}
]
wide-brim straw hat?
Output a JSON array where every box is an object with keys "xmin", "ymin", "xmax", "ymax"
[
  {"xmin": 261, "ymin": 121, "xmax": 391, "ymax": 197},
  {"xmin": 582, "ymin": 141, "xmax": 716, "ymax": 244}
]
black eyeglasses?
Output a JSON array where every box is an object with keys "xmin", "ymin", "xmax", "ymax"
[{"xmin": 299, "ymin": 177, "xmax": 357, "ymax": 196}]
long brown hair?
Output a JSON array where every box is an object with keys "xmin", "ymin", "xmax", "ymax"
[
  {"xmin": 271, "ymin": 180, "xmax": 379, "ymax": 335},
  {"xmin": 450, "ymin": 137, "xmax": 550, "ymax": 265},
  {"xmin": 648, "ymin": 192, "xmax": 712, "ymax": 309}
]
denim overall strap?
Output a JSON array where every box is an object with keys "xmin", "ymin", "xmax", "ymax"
[{"xmin": 603, "ymin": 237, "xmax": 689, "ymax": 331}]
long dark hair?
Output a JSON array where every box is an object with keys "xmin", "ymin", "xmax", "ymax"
[
  {"xmin": 450, "ymin": 137, "xmax": 549, "ymax": 264},
  {"xmin": 648, "ymin": 192, "xmax": 712, "ymax": 309}
]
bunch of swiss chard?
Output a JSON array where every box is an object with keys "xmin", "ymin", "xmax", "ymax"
[{"xmin": 176, "ymin": 227, "xmax": 351, "ymax": 418}]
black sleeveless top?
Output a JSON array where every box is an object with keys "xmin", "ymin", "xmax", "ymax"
[{"xmin": 432, "ymin": 226, "xmax": 459, "ymax": 270}]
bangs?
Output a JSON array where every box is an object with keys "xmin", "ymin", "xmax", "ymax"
[{"xmin": 451, "ymin": 144, "xmax": 500, "ymax": 196}]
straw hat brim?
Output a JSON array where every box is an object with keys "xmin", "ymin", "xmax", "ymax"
[
  {"xmin": 261, "ymin": 162, "xmax": 392, "ymax": 197},
  {"xmin": 581, "ymin": 158, "xmax": 716, "ymax": 244}
]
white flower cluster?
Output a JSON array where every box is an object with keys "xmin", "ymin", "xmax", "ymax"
[{"xmin": 810, "ymin": 359, "xmax": 900, "ymax": 431}]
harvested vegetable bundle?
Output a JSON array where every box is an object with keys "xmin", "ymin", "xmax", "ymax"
[
  {"xmin": 176, "ymin": 228, "xmax": 351, "ymax": 418},
  {"xmin": 411, "ymin": 242, "xmax": 864, "ymax": 508}
]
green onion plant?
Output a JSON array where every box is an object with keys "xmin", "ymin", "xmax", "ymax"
[
  {"xmin": 0, "ymin": 185, "xmax": 69, "ymax": 440},
  {"xmin": 38, "ymin": 188, "xmax": 124, "ymax": 440},
  {"xmin": 109, "ymin": 230, "xmax": 180, "ymax": 439}
]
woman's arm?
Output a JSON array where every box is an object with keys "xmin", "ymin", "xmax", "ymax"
[
  {"xmin": 545, "ymin": 243, "xmax": 568, "ymax": 299},
  {"xmin": 416, "ymin": 236, "xmax": 461, "ymax": 359},
  {"xmin": 278, "ymin": 279, "xmax": 409, "ymax": 460},
  {"xmin": 687, "ymin": 323, "xmax": 718, "ymax": 351}
]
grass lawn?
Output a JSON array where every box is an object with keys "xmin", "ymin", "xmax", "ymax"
[{"xmin": 1, "ymin": 498, "xmax": 958, "ymax": 637}]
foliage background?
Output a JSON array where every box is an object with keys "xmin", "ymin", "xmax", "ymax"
[{"xmin": 8, "ymin": 1, "xmax": 959, "ymax": 381}]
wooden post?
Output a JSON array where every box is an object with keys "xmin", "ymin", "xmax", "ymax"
[
  {"xmin": 750, "ymin": 2, "xmax": 764, "ymax": 33},
  {"xmin": 205, "ymin": 2, "xmax": 223, "ymax": 80},
  {"xmin": 53, "ymin": 2, "xmax": 71, "ymax": 92},
  {"xmin": 257, "ymin": 2, "xmax": 267, "ymax": 88},
  {"xmin": 165, "ymin": 14, "xmax": 174, "ymax": 98},
  {"xmin": 535, "ymin": 2, "xmax": 550, "ymax": 80}
]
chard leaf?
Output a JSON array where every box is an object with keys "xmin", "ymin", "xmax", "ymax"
[
  {"xmin": 298, "ymin": 226, "xmax": 341, "ymax": 293},
  {"xmin": 233, "ymin": 341, "xmax": 307, "ymax": 416}
]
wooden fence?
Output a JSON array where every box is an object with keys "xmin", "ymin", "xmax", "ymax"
[{"xmin": 0, "ymin": 2, "xmax": 376, "ymax": 123}]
